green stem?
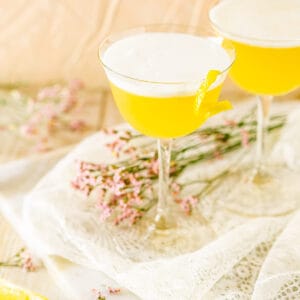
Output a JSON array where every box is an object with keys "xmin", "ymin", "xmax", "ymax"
[{"xmin": 0, "ymin": 262, "xmax": 21, "ymax": 268}]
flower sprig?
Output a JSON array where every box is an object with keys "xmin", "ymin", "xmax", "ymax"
[
  {"xmin": 0, "ymin": 80, "xmax": 87, "ymax": 153},
  {"xmin": 0, "ymin": 247, "xmax": 40, "ymax": 272},
  {"xmin": 92, "ymin": 286, "xmax": 121, "ymax": 300},
  {"xmin": 71, "ymin": 111, "xmax": 286, "ymax": 226}
]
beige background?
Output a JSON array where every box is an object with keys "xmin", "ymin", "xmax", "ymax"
[{"xmin": 0, "ymin": 0, "xmax": 219, "ymax": 88}]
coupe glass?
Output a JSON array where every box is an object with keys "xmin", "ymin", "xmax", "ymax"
[
  {"xmin": 210, "ymin": 3, "xmax": 300, "ymax": 216},
  {"xmin": 99, "ymin": 24, "xmax": 235, "ymax": 258}
]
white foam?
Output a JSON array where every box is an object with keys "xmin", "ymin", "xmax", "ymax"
[
  {"xmin": 210, "ymin": 0, "xmax": 300, "ymax": 47},
  {"xmin": 101, "ymin": 33, "xmax": 231, "ymax": 97}
]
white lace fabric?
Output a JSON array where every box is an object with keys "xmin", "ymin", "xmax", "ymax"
[{"xmin": 22, "ymin": 105, "xmax": 300, "ymax": 300}]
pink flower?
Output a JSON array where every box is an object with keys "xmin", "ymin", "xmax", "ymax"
[
  {"xmin": 171, "ymin": 182, "xmax": 181, "ymax": 196},
  {"xmin": 148, "ymin": 158, "xmax": 159, "ymax": 175},
  {"xmin": 92, "ymin": 286, "xmax": 121, "ymax": 300},
  {"xmin": 69, "ymin": 119, "xmax": 86, "ymax": 131},
  {"xmin": 124, "ymin": 146, "xmax": 137, "ymax": 156},
  {"xmin": 37, "ymin": 85, "xmax": 60, "ymax": 101},
  {"xmin": 240, "ymin": 129, "xmax": 249, "ymax": 148},
  {"xmin": 34, "ymin": 139, "xmax": 51, "ymax": 153},
  {"xmin": 128, "ymin": 174, "xmax": 142, "ymax": 195},
  {"xmin": 128, "ymin": 193, "xmax": 142, "ymax": 206},
  {"xmin": 213, "ymin": 150, "xmax": 222, "ymax": 160},
  {"xmin": 59, "ymin": 96, "xmax": 77, "ymax": 113},
  {"xmin": 40, "ymin": 104, "xmax": 58, "ymax": 120},
  {"xmin": 176, "ymin": 195, "xmax": 198, "ymax": 215},
  {"xmin": 106, "ymin": 139, "xmax": 127, "ymax": 157},
  {"xmin": 129, "ymin": 210, "xmax": 143, "ymax": 225},
  {"xmin": 114, "ymin": 205, "xmax": 142, "ymax": 226},
  {"xmin": 108, "ymin": 287, "xmax": 121, "ymax": 295},
  {"xmin": 20, "ymin": 250, "xmax": 37, "ymax": 272},
  {"xmin": 71, "ymin": 172, "xmax": 95, "ymax": 196},
  {"xmin": 20, "ymin": 123, "xmax": 38, "ymax": 136},
  {"xmin": 68, "ymin": 79, "xmax": 84, "ymax": 92},
  {"xmin": 98, "ymin": 203, "xmax": 112, "ymax": 221},
  {"xmin": 91, "ymin": 288, "xmax": 106, "ymax": 300},
  {"xmin": 76, "ymin": 160, "xmax": 103, "ymax": 172}
]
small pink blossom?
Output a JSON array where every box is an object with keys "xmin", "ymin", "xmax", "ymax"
[
  {"xmin": 20, "ymin": 250, "xmax": 37, "ymax": 272},
  {"xmin": 59, "ymin": 96, "xmax": 77, "ymax": 113},
  {"xmin": 128, "ymin": 174, "xmax": 142, "ymax": 195},
  {"xmin": 114, "ymin": 205, "xmax": 142, "ymax": 226},
  {"xmin": 108, "ymin": 287, "xmax": 121, "ymax": 295},
  {"xmin": 213, "ymin": 150, "xmax": 222, "ymax": 160},
  {"xmin": 34, "ymin": 138, "xmax": 51, "ymax": 153},
  {"xmin": 124, "ymin": 146, "xmax": 137, "ymax": 156},
  {"xmin": 148, "ymin": 158, "xmax": 159, "ymax": 175},
  {"xmin": 20, "ymin": 123, "xmax": 38, "ymax": 136},
  {"xmin": 128, "ymin": 194, "xmax": 142, "ymax": 206},
  {"xmin": 240, "ymin": 129, "xmax": 249, "ymax": 148},
  {"xmin": 91, "ymin": 288, "xmax": 106, "ymax": 300},
  {"xmin": 68, "ymin": 79, "xmax": 84, "ymax": 92},
  {"xmin": 106, "ymin": 138, "xmax": 127, "ymax": 157},
  {"xmin": 37, "ymin": 85, "xmax": 60, "ymax": 101},
  {"xmin": 92, "ymin": 286, "xmax": 121, "ymax": 300},
  {"xmin": 171, "ymin": 182, "xmax": 181, "ymax": 196},
  {"xmin": 112, "ymin": 182, "xmax": 125, "ymax": 196},
  {"xmin": 69, "ymin": 119, "xmax": 86, "ymax": 131},
  {"xmin": 175, "ymin": 195, "xmax": 198, "ymax": 215},
  {"xmin": 98, "ymin": 203, "xmax": 112, "ymax": 221}
]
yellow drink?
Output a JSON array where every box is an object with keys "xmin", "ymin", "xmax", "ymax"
[
  {"xmin": 100, "ymin": 32, "xmax": 233, "ymax": 138},
  {"xmin": 98, "ymin": 26, "xmax": 235, "ymax": 254},
  {"xmin": 110, "ymin": 82, "xmax": 222, "ymax": 138},
  {"xmin": 210, "ymin": 0, "xmax": 300, "ymax": 95},
  {"xmin": 227, "ymin": 40, "xmax": 300, "ymax": 95}
]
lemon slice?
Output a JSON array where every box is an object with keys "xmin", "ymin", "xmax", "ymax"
[
  {"xmin": 0, "ymin": 278, "xmax": 47, "ymax": 300},
  {"xmin": 195, "ymin": 69, "xmax": 233, "ymax": 121}
]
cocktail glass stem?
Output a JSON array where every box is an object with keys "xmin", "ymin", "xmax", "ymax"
[
  {"xmin": 255, "ymin": 95, "xmax": 273, "ymax": 172},
  {"xmin": 155, "ymin": 138, "xmax": 172, "ymax": 230}
]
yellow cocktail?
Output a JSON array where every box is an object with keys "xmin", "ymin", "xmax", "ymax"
[
  {"xmin": 109, "ymin": 82, "xmax": 222, "ymax": 138},
  {"xmin": 210, "ymin": 0, "xmax": 300, "ymax": 216},
  {"xmin": 100, "ymin": 30, "xmax": 233, "ymax": 139},
  {"xmin": 228, "ymin": 41, "xmax": 300, "ymax": 95},
  {"xmin": 99, "ymin": 25, "xmax": 234, "ymax": 256}
]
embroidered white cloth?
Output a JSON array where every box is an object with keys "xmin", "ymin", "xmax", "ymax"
[{"xmin": 1, "ymin": 103, "xmax": 300, "ymax": 300}]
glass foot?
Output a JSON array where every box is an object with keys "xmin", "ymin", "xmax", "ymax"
[
  {"xmin": 112, "ymin": 210, "xmax": 215, "ymax": 262},
  {"xmin": 219, "ymin": 164, "xmax": 300, "ymax": 217}
]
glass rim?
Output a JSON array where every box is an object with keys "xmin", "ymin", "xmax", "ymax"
[
  {"xmin": 98, "ymin": 24, "xmax": 235, "ymax": 85},
  {"xmin": 209, "ymin": 2, "xmax": 300, "ymax": 46}
]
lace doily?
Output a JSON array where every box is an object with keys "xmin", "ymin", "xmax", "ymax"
[{"xmin": 23, "ymin": 104, "xmax": 300, "ymax": 299}]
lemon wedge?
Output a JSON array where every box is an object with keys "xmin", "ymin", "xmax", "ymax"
[
  {"xmin": 195, "ymin": 69, "xmax": 233, "ymax": 121},
  {"xmin": 0, "ymin": 278, "xmax": 47, "ymax": 300}
]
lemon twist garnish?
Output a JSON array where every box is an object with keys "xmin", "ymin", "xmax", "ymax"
[{"xmin": 194, "ymin": 69, "xmax": 233, "ymax": 123}]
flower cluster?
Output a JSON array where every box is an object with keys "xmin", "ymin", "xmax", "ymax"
[
  {"xmin": 71, "ymin": 111, "xmax": 286, "ymax": 226},
  {"xmin": 171, "ymin": 182, "xmax": 198, "ymax": 215},
  {"xmin": 0, "ymin": 247, "xmax": 40, "ymax": 272},
  {"xmin": 0, "ymin": 79, "xmax": 87, "ymax": 153},
  {"xmin": 71, "ymin": 155, "xmax": 157, "ymax": 226},
  {"xmin": 105, "ymin": 129, "xmax": 137, "ymax": 158},
  {"xmin": 92, "ymin": 286, "xmax": 121, "ymax": 300}
]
